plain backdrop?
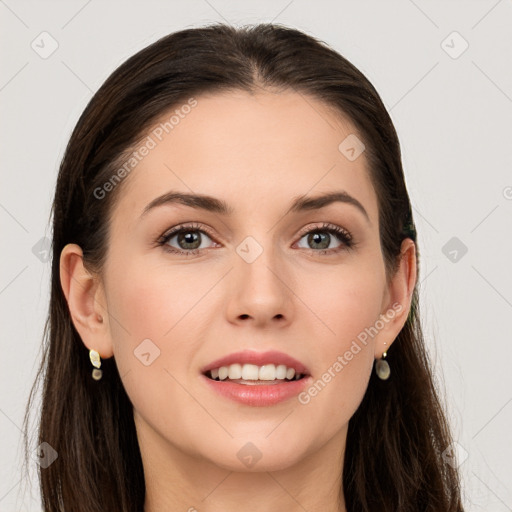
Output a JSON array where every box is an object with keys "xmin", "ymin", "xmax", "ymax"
[{"xmin": 1, "ymin": 1, "xmax": 511, "ymax": 510}]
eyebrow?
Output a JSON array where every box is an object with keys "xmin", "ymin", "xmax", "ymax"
[{"xmin": 140, "ymin": 190, "xmax": 371, "ymax": 224}]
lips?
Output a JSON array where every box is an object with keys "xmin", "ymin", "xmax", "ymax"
[
  {"xmin": 200, "ymin": 349, "xmax": 310, "ymax": 376},
  {"xmin": 201, "ymin": 373, "xmax": 312, "ymax": 406}
]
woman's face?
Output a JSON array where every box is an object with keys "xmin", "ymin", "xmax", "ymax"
[{"xmin": 76, "ymin": 90, "xmax": 414, "ymax": 472}]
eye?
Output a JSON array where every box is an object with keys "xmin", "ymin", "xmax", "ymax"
[
  {"xmin": 157, "ymin": 223, "xmax": 217, "ymax": 256},
  {"xmin": 156, "ymin": 221, "xmax": 355, "ymax": 257},
  {"xmin": 295, "ymin": 223, "xmax": 354, "ymax": 255}
]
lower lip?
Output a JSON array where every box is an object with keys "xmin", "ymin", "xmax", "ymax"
[{"xmin": 200, "ymin": 374, "xmax": 312, "ymax": 406}]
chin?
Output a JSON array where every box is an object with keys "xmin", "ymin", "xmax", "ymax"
[{"xmin": 201, "ymin": 440, "xmax": 306, "ymax": 473}]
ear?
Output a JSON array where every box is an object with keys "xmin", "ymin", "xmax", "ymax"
[
  {"xmin": 59, "ymin": 243, "xmax": 114, "ymax": 359},
  {"xmin": 374, "ymin": 238, "xmax": 417, "ymax": 358}
]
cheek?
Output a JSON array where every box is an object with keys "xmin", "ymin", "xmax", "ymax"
[
  {"xmin": 104, "ymin": 253, "xmax": 222, "ymax": 369},
  {"xmin": 299, "ymin": 257, "xmax": 385, "ymax": 342},
  {"xmin": 104, "ymin": 263, "xmax": 203, "ymax": 436},
  {"xmin": 104, "ymin": 261, "xmax": 191, "ymax": 388},
  {"xmin": 107, "ymin": 277, "xmax": 172, "ymax": 357},
  {"xmin": 292, "ymin": 262, "xmax": 383, "ymax": 431},
  {"xmin": 106, "ymin": 256, "xmax": 210, "ymax": 347}
]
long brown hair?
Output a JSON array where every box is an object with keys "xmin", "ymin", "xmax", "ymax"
[{"xmin": 23, "ymin": 22, "xmax": 465, "ymax": 511}]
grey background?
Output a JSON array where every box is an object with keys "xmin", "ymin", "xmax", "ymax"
[{"xmin": 1, "ymin": 1, "xmax": 511, "ymax": 510}]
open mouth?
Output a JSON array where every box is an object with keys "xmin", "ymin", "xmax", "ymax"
[
  {"xmin": 204, "ymin": 368, "xmax": 309, "ymax": 383},
  {"xmin": 201, "ymin": 361, "xmax": 311, "ymax": 404}
]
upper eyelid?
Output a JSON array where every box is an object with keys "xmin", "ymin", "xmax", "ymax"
[
  {"xmin": 160, "ymin": 221, "xmax": 352, "ymax": 244},
  {"xmin": 160, "ymin": 222, "xmax": 216, "ymax": 240},
  {"xmin": 296, "ymin": 222, "xmax": 351, "ymax": 238}
]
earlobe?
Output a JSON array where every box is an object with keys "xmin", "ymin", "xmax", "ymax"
[
  {"xmin": 375, "ymin": 238, "xmax": 417, "ymax": 358},
  {"xmin": 59, "ymin": 243, "xmax": 114, "ymax": 358}
]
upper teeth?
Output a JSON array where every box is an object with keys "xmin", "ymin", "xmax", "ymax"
[{"xmin": 209, "ymin": 364, "xmax": 302, "ymax": 381}]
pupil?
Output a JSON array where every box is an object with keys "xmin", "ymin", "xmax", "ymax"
[
  {"xmin": 179, "ymin": 231, "xmax": 200, "ymax": 249},
  {"xmin": 309, "ymin": 232, "xmax": 329, "ymax": 249}
]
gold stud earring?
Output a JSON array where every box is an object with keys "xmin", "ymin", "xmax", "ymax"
[
  {"xmin": 89, "ymin": 349, "xmax": 103, "ymax": 380},
  {"xmin": 375, "ymin": 350, "xmax": 391, "ymax": 380}
]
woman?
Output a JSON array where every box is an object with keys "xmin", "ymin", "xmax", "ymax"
[{"xmin": 24, "ymin": 22, "xmax": 465, "ymax": 511}]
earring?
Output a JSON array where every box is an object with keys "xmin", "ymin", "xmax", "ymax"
[
  {"xmin": 375, "ymin": 351, "xmax": 391, "ymax": 380},
  {"xmin": 89, "ymin": 349, "xmax": 103, "ymax": 380}
]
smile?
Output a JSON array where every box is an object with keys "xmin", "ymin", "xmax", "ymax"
[{"xmin": 205, "ymin": 363, "xmax": 307, "ymax": 382}]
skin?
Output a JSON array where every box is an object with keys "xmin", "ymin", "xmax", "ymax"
[{"xmin": 60, "ymin": 89, "xmax": 416, "ymax": 512}]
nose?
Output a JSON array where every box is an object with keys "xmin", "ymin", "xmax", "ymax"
[{"xmin": 225, "ymin": 238, "xmax": 294, "ymax": 328}]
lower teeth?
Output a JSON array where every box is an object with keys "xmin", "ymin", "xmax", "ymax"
[{"xmin": 209, "ymin": 375, "xmax": 303, "ymax": 383}]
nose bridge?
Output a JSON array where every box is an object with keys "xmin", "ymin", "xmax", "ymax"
[
  {"xmin": 229, "ymin": 230, "xmax": 292, "ymax": 321},
  {"xmin": 236, "ymin": 231, "xmax": 282, "ymax": 288}
]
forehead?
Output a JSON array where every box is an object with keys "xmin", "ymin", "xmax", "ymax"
[{"xmin": 111, "ymin": 89, "xmax": 378, "ymax": 226}]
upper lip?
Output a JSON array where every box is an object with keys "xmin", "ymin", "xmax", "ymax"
[{"xmin": 201, "ymin": 349, "xmax": 310, "ymax": 375}]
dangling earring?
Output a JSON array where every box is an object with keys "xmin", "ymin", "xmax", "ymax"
[
  {"xmin": 89, "ymin": 349, "xmax": 103, "ymax": 380},
  {"xmin": 375, "ymin": 350, "xmax": 390, "ymax": 380}
]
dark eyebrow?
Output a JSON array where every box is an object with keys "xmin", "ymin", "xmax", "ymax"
[
  {"xmin": 286, "ymin": 191, "xmax": 370, "ymax": 224},
  {"xmin": 140, "ymin": 191, "xmax": 235, "ymax": 218},
  {"xmin": 140, "ymin": 190, "xmax": 370, "ymax": 224}
]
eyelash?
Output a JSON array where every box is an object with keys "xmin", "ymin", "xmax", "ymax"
[{"xmin": 155, "ymin": 222, "xmax": 356, "ymax": 257}]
